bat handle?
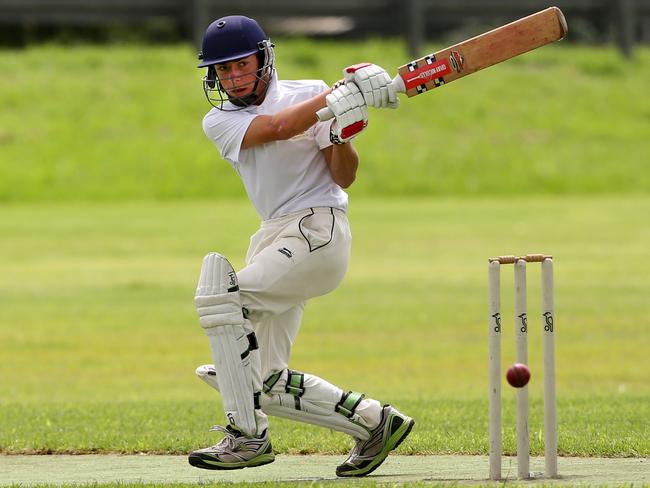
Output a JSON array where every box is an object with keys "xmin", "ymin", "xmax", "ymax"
[
  {"xmin": 390, "ymin": 74, "xmax": 406, "ymax": 94},
  {"xmin": 316, "ymin": 75, "xmax": 406, "ymax": 122},
  {"xmin": 316, "ymin": 106, "xmax": 334, "ymax": 122}
]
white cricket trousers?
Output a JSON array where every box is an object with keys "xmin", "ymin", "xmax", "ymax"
[{"xmin": 237, "ymin": 206, "xmax": 382, "ymax": 434}]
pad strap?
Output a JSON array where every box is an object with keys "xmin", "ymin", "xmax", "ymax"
[
  {"xmin": 336, "ymin": 391, "xmax": 365, "ymax": 418},
  {"xmin": 285, "ymin": 370, "xmax": 305, "ymax": 397},
  {"xmin": 254, "ymin": 391, "xmax": 261, "ymax": 410},
  {"xmin": 263, "ymin": 369, "xmax": 306, "ymax": 397},
  {"xmin": 241, "ymin": 332, "xmax": 259, "ymax": 360},
  {"xmin": 263, "ymin": 371, "xmax": 282, "ymax": 393}
]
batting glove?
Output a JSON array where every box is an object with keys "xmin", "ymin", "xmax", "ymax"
[
  {"xmin": 326, "ymin": 82, "xmax": 368, "ymax": 145},
  {"xmin": 343, "ymin": 63, "xmax": 399, "ymax": 109}
]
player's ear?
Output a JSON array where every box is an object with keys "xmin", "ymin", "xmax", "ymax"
[{"xmin": 207, "ymin": 66, "xmax": 217, "ymax": 89}]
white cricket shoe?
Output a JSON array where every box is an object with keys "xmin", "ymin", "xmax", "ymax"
[{"xmin": 188, "ymin": 425, "xmax": 275, "ymax": 470}]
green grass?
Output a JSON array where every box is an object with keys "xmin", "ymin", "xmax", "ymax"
[
  {"xmin": 1, "ymin": 40, "xmax": 649, "ymax": 487},
  {"xmin": 1, "ymin": 198, "xmax": 649, "ymax": 456},
  {"xmin": 1, "ymin": 42, "xmax": 649, "ymax": 201}
]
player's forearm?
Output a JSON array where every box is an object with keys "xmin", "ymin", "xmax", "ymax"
[
  {"xmin": 327, "ymin": 143, "xmax": 359, "ymax": 189},
  {"xmin": 269, "ymin": 91, "xmax": 330, "ymax": 140}
]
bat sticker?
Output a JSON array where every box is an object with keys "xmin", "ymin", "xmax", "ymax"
[
  {"xmin": 449, "ymin": 51, "xmax": 465, "ymax": 73},
  {"xmin": 402, "ymin": 60, "xmax": 452, "ymax": 91}
]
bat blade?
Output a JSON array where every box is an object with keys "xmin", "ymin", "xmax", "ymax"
[{"xmin": 399, "ymin": 6, "xmax": 567, "ymax": 97}]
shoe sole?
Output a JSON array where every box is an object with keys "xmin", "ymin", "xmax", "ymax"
[
  {"xmin": 188, "ymin": 452, "xmax": 275, "ymax": 470},
  {"xmin": 337, "ymin": 416, "xmax": 415, "ymax": 477}
]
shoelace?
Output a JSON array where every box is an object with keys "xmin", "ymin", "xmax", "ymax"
[
  {"xmin": 208, "ymin": 425, "xmax": 243, "ymax": 451},
  {"xmin": 350, "ymin": 420, "xmax": 384, "ymax": 459},
  {"xmin": 348, "ymin": 438, "xmax": 365, "ymax": 458}
]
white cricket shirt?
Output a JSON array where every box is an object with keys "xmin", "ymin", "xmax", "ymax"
[{"xmin": 202, "ymin": 73, "xmax": 348, "ymax": 220}]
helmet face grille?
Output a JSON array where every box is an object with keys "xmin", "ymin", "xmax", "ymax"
[{"xmin": 201, "ymin": 40, "xmax": 275, "ymax": 111}]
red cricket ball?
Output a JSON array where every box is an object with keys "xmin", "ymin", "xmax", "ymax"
[{"xmin": 506, "ymin": 363, "xmax": 531, "ymax": 388}]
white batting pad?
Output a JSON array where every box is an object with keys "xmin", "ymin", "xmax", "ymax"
[{"xmin": 195, "ymin": 253, "xmax": 258, "ymax": 437}]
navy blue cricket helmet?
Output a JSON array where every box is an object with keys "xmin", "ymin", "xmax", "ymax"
[{"xmin": 198, "ymin": 15, "xmax": 275, "ymax": 110}]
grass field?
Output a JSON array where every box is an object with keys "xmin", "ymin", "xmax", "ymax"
[
  {"xmin": 0, "ymin": 42, "xmax": 649, "ymax": 200},
  {"xmin": 1, "ymin": 198, "xmax": 649, "ymax": 460}
]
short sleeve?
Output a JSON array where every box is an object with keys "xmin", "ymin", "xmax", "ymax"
[{"xmin": 202, "ymin": 109, "xmax": 257, "ymax": 163}]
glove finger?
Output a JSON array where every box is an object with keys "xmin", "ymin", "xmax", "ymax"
[
  {"xmin": 387, "ymin": 83, "xmax": 398, "ymax": 105},
  {"xmin": 345, "ymin": 91, "xmax": 356, "ymax": 110},
  {"xmin": 339, "ymin": 87, "xmax": 357, "ymax": 112},
  {"xmin": 381, "ymin": 72, "xmax": 398, "ymax": 104},
  {"xmin": 369, "ymin": 74, "xmax": 382, "ymax": 89},
  {"xmin": 340, "ymin": 95, "xmax": 353, "ymax": 113},
  {"xmin": 346, "ymin": 81, "xmax": 361, "ymax": 95},
  {"xmin": 338, "ymin": 85, "xmax": 352, "ymax": 98},
  {"xmin": 360, "ymin": 104, "xmax": 369, "ymax": 120},
  {"xmin": 328, "ymin": 90, "xmax": 353, "ymax": 116},
  {"xmin": 382, "ymin": 71, "xmax": 392, "ymax": 84},
  {"xmin": 372, "ymin": 87, "xmax": 384, "ymax": 108},
  {"xmin": 379, "ymin": 86, "xmax": 390, "ymax": 108},
  {"xmin": 369, "ymin": 76, "xmax": 387, "ymax": 108},
  {"xmin": 326, "ymin": 93, "xmax": 345, "ymax": 117},
  {"xmin": 325, "ymin": 93, "xmax": 338, "ymax": 113},
  {"xmin": 358, "ymin": 66, "xmax": 375, "ymax": 81},
  {"xmin": 339, "ymin": 110, "xmax": 354, "ymax": 128},
  {"xmin": 367, "ymin": 65, "xmax": 382, "ymax": 79},
  {"xmin": 377, "ymin": 75, "xmax": 391, "ymax": 107},
  {"xmin": 359, "ymin": 79, "xmax": 374, "ymax": 106},
  {"xmin": 353, "ymin": 89, "xmax": 365, "ymax": 108}
]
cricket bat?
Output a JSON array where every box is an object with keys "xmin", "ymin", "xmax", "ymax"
[{"xmin": 316, "ymin": 6, "xmax": 567, "ymax": 121}]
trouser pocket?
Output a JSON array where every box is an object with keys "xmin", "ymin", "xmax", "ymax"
[{"xmin": 298, "ymin": 208, "xmax": 335, "ymax": 252}]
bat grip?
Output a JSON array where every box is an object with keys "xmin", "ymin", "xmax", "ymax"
[
  {"xmin": 316, "ymin": 75, "xmax": 406, "ymax": 122},
  {"xmin": 316, "ymin": 106, "xmax": 334, "ymax": 122}
]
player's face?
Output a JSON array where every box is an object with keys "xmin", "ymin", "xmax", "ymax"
[{"xmin": 215, "ymin": 54, "xmax": 260, "ymax": 98}]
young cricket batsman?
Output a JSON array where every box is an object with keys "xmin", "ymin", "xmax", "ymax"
[{"xmin": 189, "ymin": 15, "xmax": 415, "ymax": 477}]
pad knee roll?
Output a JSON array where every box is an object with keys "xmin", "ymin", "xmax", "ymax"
[{"xmin": 195, "ymin": 253, "xmax": 244, "ymax": 330}]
